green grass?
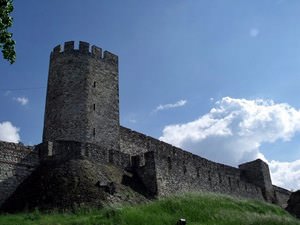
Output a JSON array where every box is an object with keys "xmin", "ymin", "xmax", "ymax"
[{"xmin": 0, "ymin": 192, "xmax": 299, "ymax": 225}]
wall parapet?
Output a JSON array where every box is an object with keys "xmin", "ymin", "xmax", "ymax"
[
  {"xmin": 50, "ymin": 41, "xmax": 118, "ymax": 65},
  {"xmin": 273, "ymin": 185, "xmax": 291, "ymax": 194},
  {"xmin": 0, "ymin": 141, "xmax": 39, "ymax": 166},
  {"xmin": 0, "ymin": 141, "xmax": 39, "ymax": 207},
  {"xmin": 273, "ymin": 185, "xmax": 291, "ymax": 208},
  {"xmin": 37, "ymin": 140, "xmax": 131, "ymax": 169},
  {"xmin": 0, "ymin": 141, "xmax": 34, "ymax": 152}
]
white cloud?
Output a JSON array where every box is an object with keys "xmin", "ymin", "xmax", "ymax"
[
  {"xmin": 154, "ymin": 99, "xmax": 187, "ymax": 112},
  {"xmin": 0, "ymin": 121, "xmax": 20, "ymax": 143},
  {"xmin": 129, "ymin": 118, "xmax": 137, "ymax": 123},
  {"xmin": 250, "ymin": 28, "xmax": 259, "ymax": 37},
  {"xmin": 13, "ymin": 96, "xmax": 29, "ymax": 106},
  {"xmin": 125, "ymin": 113, "xmax": 138, "ymax": 124},
  {"xmin": 159, "ymin": 97, "xmax": 300, "ymax": 190},
  {"xmin": 268, "ymin": 159, "xmax": 300, "ymax": 190}
]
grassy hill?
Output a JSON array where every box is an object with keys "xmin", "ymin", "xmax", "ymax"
[{"xmin": 0, "ymin": 192, "xmax": 299, "ymax": 225}]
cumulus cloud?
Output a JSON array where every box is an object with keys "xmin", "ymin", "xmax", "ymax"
[
  {"xmin": 269, "ymin": 159, "xmax": 300, "ymax": 190},
  {"xmin": 14, "ymin": 96, "xmax": 29, "ymax": 106},
  {"xmin": 154, "ymin": 99, "xmax": 187, "ymax": 112},
  {"xmin": 159, "ymin": 97, "xmax": 300, "ymax": 190},
  {"xmin": 250, "ymin": 28, "xmax": 259, "ymax": 37},
  {"xmin": 0, "ymin": 121, "xmax": 20, "ymax": 143}
]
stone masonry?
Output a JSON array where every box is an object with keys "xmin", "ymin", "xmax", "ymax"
[
  {"xmin": 0, "ymin": 41, "xmax": 292, "ymax": 210},
  {"xmin": 43, "ymin": 41, "xmax": 120, "ymax": 151},
  {"xmin": 0, "ymin": 142, "xmax": 39, "ymax": 206}
]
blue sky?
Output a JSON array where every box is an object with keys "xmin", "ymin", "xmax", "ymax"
[{"xmin": 1, "ymin": 0, "xmax": 300, "ymax": 189}]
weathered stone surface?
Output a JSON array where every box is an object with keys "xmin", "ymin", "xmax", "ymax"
[
  {"xmin": 43, "ymin": 41, "xmax": 120, "ymax": 151},
  {"xmin": 286, "ymin": 190, "xmax": 300, "ymax": 218},
  {"xmin": 119, "ymin": 127, "xmax": 291, "ymax": 204},
  {"xmin": 0, "ymin": 159, "xmax": 148, "ymax": 212},
  {"xmin": 0, "ymin": 141, "xmax": 39, "ymax": 206},
  {"xmin": 37, "ymin": 140, "xmax": 131, "ymax": 169},
  {"xmin": 273, "ymin": 185, "xmax": 291, "ymax": 208},
  {"xmin": 239, "ymin": 159, "xmax": 274, "ymax": 202}
]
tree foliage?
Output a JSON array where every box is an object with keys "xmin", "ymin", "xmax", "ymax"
[{"xmin": 0, "ymin": 0, "xmax": 15, "ymax": 64}]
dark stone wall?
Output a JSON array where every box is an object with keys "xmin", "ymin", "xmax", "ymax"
[
  {"xmin": 239, "ymin": 159, "xmax": 274, "ymax": 202},
  {"xmin": 151, "ymin": 146, "xmax": 264, "ymax": 200},
  {"xmin": 286, "ymin": 190, "xmax": 300, "ymax": 218},
  {"xmin": 120, "ymin": 127, "xmax": 151, "ymax": 154},
  {"xmin": 38, "ymin": 140, "xmax": 131, "ymax": 170},
  {"xmin": 273, "ymin": 185, "xmax": 291, "ymax": 208},
  {"xmin": 119, "ymin": 127, "xmax": 291, "ymax": 203},
  {"xmin": 0, "ymin": 141, "xmax": 39, "ymax": 206},
  {"xmin": 132, "ymin": 152, "xmax": 157, "ymax": 195},
  {"xmin": 43, "ymin": 41, "xmax": 120, "ymax": 151},
  {"xmin": 0, "ymin": 136, "xmax": 292, "ymax": 209}
]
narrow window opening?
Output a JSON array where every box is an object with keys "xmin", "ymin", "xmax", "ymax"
[
  {"xmin": 196, "ymin": 167, "xmax": 200, "ymax": 177},
  {"xmin": 93, "ymin": 128, "xmax": 95, "ymax": 137},
  {"xmin": 167, "ymin": 157, "xmax": 172, "ymax": 170},
  {"xmin": 218, "ymin": 173, "xmax": 222, "ymax": 183},
  {"xmin": 183, "ymin": 165, "xmax": 187, "ymax": 174},
  {"xmin": 93, "ymin": 81, "xmax": 96, "ymax": 88},
  {"xmin": 93, "ymin": 104, "xmax": 96, "ymax": 111},
  {"xmin": 182, "ymin": 161, "xmax": 187, "ymax": 174}
]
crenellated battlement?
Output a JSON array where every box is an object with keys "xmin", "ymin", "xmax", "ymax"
[
  {"xmin": 44, "ymin": 40, "xmax": 120, "ymax": 151},
  {"xmin": 51, "ymin": 41, "xmax": 118, "ymax": 65}
]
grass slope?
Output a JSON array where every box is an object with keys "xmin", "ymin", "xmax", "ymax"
[{"xmin": 0, "ymin": 192, "xmax": 299, "ymax": 225}]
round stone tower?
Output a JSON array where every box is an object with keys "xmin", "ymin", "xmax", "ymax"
[{"xmin": 43, "ymin": 41, "xmax": 120, "ymax": 150}]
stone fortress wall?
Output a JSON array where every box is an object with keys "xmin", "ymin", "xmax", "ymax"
[
  {"xmin": 0, "ymin": 142, "xmax": 39, "ymax": 206},
  {"xmin": 120, "ymin": 127, "xmax": 291, "ymax": 207},
  {"xmin": 0, "ymin": 41, "xmax": 292, "ymax": 209},
  {"xmin": 0, "ymin": 129, "xmax": 291, "ymax": 208}
]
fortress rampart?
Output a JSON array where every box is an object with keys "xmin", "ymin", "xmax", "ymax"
[
  {"xmin": 0, "ymin": 41, "xmax": 292, "ymax": 210},
  {"xmin": 0, "ymin": 131, "xmax": 291, "ymax": 209},
  {"xmin": 120, "ymin": 127, "xmax": 271, "ymax": 200},
  {"xmin": 120, "ymin": 126, "xmax": 290, "ymax": 207},
  {"xmin": 0, "ymin": 142, "xmax": 39, "ymax": 206}
]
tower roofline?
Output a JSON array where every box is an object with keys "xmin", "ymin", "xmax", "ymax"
[{"xmin": 51, "ymin": 41, "xmax": 118, "ymax": 65}]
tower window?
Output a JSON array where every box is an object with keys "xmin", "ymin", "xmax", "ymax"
[
  {"xmin": 93, "ymin": 128, "xmax": 95, "ymax": 137},
  {"xmin": 93, "ymin": 81, "xmax": 96, "ymax": 88},
  {"xmin": 208, "ymin": 171, "xmax": 211, "ymax": 182},
  {"xmin": 167, "ymin": 157, "xmax": 172, "ymax": 170},
  {"xmin": 93, "ymin": 104, "xmax": 95, "ymax": 111},
  {"xmin": 218, "ymin": 173, "xmax": 222, "ymax": 183},
  {"xmin": 183, "ymin": 165, "xmax": 187, "ymax": 174}
]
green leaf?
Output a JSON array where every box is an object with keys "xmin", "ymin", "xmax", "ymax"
[{"xmin": 0, "ymin": 0, "xmax": 16, "ymax": 64}]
